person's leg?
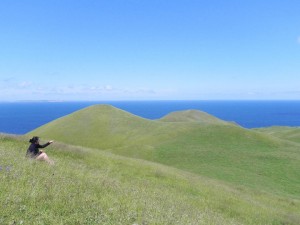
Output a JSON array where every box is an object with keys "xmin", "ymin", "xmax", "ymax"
[{"xmin": 36, "ymin": 152, "xmax": 54, "ymax": 164}]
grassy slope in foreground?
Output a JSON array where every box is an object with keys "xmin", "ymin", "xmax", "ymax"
[
  {"xmin": 27, "ymin": 105, "xmax": 300, "ymax": 198},
  {"xmin": 1, "ymin": 134, "xmax": 300, "ymax": 225}
]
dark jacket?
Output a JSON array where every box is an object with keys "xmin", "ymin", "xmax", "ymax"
[{"xmin": 26, "ymin": 142, "xmax": 51, "ymax": 158}]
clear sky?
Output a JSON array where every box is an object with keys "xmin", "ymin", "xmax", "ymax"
[{"xmin": 0, "ymin": 0, "xmax": 300, "ymax": 101}]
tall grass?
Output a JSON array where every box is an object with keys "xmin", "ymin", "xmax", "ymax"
[{"xmin": 1, "ymin": 134, "xmax": 300, "ymax": 225}]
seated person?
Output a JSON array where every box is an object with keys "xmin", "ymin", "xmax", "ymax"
[{"xmin": 26, "ymin": 136, "xmax": 54, "ymax": 164}]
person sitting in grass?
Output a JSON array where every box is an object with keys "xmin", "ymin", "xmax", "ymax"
[{"xmin": 26, "ymin": 136, "xmax": 54, "ymax": 164}]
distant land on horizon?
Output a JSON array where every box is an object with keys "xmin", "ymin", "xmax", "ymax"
[{"xmin": 2, "ymin": 99, "xmax": 300, "ymax": 102}]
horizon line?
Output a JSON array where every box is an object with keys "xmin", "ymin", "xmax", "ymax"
[{"xmin": 1, "ymin": 99, "xmax": 300, "ymax": 103}]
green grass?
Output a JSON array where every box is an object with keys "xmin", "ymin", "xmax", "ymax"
[
  {"xmin": 254, "ymin": 126, "xmax": 300, "ymax": 144},
  {"xmin": 158, "ymin": 109, "xmax": 230, "ymax": 124},
  {"xmin": 148, "ymin": 126, "xmax": 300, "ymax": 198},
  {"xmin": 27, "ymin": 105, "xmax": 300, "ymax": 199},
  {"xmin": 27, "ymin": 105, "xmax": 235, "ymax": 150},
  {"xmin": 1, "ymin": 134, "xmax": 300, "ymax": 225}
]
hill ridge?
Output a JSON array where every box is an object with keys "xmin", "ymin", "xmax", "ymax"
[
  {"xmin": 27, "ymin": 104, "xmax": 300, "ymax": 199},
  {"xmin": 158, "ymin": 109, "xmax": 230, "ymax": 125}
]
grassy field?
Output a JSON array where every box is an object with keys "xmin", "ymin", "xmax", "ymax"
[
  {"xmin": 1, "ymin": 134, "xmax": 300, "ymax": 225},
  {"xmin": 28, "ymin": 105, "xmax": 300, "ymax": 198},
  {"xmin": 2, "ymin": 104, "xmax": 299, "ymax": 224}
]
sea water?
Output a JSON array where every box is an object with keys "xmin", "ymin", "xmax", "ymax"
[{"xmin": 1, "ymin": 100, "xmax": 300, "ymax": 135}]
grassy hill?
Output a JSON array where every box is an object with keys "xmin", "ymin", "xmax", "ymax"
[
  {"xmin": 254, "ymin": 126, "xmax": 300, "ymax": 144},
  {"xmin": 158, "ymin": 109, "xmax": 229, "ymax": 124},
  {"xmin": 27, "ymin": 105, "xmax": 300, "ymax": 199},
  {"xmin": 1, "ymin": 134, "xmax": 300, "ymax": 225}
]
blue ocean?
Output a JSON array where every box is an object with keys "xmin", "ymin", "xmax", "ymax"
[{"xmin": 1, "ymin": 101, "xmax": 300, "ymax": 135}]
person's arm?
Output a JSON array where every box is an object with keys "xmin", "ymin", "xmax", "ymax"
[{"xmin": 38, "ymin": 140, "xmax": 54, "ymax": 148}]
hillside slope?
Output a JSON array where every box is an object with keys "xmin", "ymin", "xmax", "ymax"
[
  {"xmin": 158, "ymin": 109, "xmax": 229, "ymax": 124},
  {"xmin": 27, "ymin": 105, "xmax": 235, "ymax": 150},
  {"xmin": 254, "ymin": 126, "xmax": 300, "ymax": 144},
  {"xmin": 27, "ymin": 105, "xmax": 300, "ymax": 197},
  {"xmin": 1, "ymin": 134, "xmax": 300, "ymax": 225}
]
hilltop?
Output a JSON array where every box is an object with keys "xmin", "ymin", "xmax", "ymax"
[
  {"xmin": 27, "ymin": 104, "xmax": 300, "ymax": 198},
  {"xmin": 158, "ymin": 109, "xmax": 229, "ymax": 124},
  {"xmin": 27, "ymin": 104, "xmax": 234, "ymax": 150}
]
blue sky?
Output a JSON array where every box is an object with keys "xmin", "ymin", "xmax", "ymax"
[{"xmin": 0, "ymin": 0, "xmax": 300, "ymax": 101}]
